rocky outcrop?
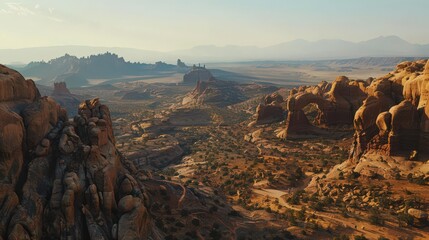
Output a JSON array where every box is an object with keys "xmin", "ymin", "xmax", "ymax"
[
  {"xmin": 182, "ymin": 65, "xmax": 213, "ymax": 85},
  {"xmin": 0, "ymin": 65, "xmax": 151, "ymax": 239},
  {"xmin": 53, "ymin": 82, "xmax": 72, "ymax": 95},
  {"xmin": 0, "ymin": 64, "xmax": 39, "ymax": 102},
  {"xmin": 282, "ymin": 76, "xmax": 367, "ymax": 138},
  {"xmin": 1, "ymin": 65, "xmax": 237, "ymax": 239},
  {"xmin": 182, "ymin": 78, "xmax": 247, "ymax": 107},
  {"xmin": 51, "ymin": 81, "xmax": 81, "ymax": 116},
  {"xmin": 351, "ymin": 59, "xmax": 429, "ymax": 160},
  {"xmin": 352, "ymin": 91, "xmax": 395, "ymax": 158},
  {"xmin": 0, "ymin": 64, "xmax": 66, "ymax": 239},
  {"xmin": 253, "ymin": 93, "xmax": 285, "ymax": 125}
]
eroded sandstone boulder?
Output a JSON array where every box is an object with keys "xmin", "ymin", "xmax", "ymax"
[{"xmin": 254, "ymin": 93, "xmax": 285, "ymax": 125}]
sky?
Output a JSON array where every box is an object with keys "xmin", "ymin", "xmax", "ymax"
[{"xmin": 1, "ymin": 0, "xmax": 429, "ymax": 51}]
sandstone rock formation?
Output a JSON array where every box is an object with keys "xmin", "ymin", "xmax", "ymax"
[
  {"xmin": 53, "ymin": 81, "xmax": 72, "ymax": 95},
  {"xmin": 1, "ymin": 65, "xmax": 237, "ymax": 239},
  {"xmin": 351, "ymin": 59, "xmax": 429, "ymax": 160},
  {"xmin": 0, "ymin": 71, "xmax": 153, "ymax": 239},
  {"xmin": 51, "ymin": 81, "xmax": 81, "ymax": 116},
  {"xmin": 282, "ymin": 76, "xmax": 367, "ymax": 138},
  {"xmin": 0, "ymin": 66, "xmax": 147, "ymax": 239},
  {"xmin": 254, "ymin": 93, "xmax": 285, "ymax": 125}
]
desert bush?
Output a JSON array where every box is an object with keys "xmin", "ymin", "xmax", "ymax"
[
  {"xmin": 397, "ymin": 212, "xmax": 414, "ymax": 227},
  {"xmin": 369, "ymin": 208, "xmax": 385, "ymax": 226},
  {"xmin": 354, "ymin": 235, "xmax": 368, "ymax": 240}
]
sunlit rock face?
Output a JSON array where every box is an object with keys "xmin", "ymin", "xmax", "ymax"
[
  {"xmin": 351, "ymin": 59, "xmax": 429, "ymax": 160},
  {"xmin": 282, "ymin": 76, "xmax": 367, "ymax": 138}
]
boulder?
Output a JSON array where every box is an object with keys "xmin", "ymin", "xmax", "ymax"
[
  {"xmin": 254, "ymin": 103, "xmax": 284, "ymax": 125},
  {"xmin": 408, "ymin": 208, "xmax": 428, "ymax": 221}
]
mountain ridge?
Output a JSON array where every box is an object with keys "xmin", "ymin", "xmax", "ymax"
[
  {"xmin": 3, "ymin": 35, "xmax": 429, "ymax": 64},
  {"xmin": 18, "ymin": 52, "xmax": 183, "ymax": 87}
]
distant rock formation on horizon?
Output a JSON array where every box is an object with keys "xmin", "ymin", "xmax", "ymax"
[
  {"xmin": 51, "ymin": 81, "xmax": 81, "ymax": 116},
  {"xmin": 182, "ymin": 65, "xmax": 213, "ymax": 85},
  {"xmin": 53, "ymin": 81, "xmax": 72, "ymax": 95},
  {"xmin": 19, "ymin": 52, "xmax": 182, "ymax": 88}
]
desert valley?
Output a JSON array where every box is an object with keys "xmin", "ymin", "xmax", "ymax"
[
  {"xmin": 1, "ymin": 52, "xmax": 429, "ymax": 240},
  {"xmin": 2, "ymin": 1, "xmax": 429, "ymax": 239}
]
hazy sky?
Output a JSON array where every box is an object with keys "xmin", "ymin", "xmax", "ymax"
[{"xmin": 1, "ymin": 0, "xmax": 429, "ymax": 51}]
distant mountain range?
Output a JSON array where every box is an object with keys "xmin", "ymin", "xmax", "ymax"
[{"xmin": 2, "ymin": 36, "xmax": 429, "ymax": 64}]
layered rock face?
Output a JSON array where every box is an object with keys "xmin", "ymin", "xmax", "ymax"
[
  {"xmin": 352, "ymin": 59, "xmax": 429, "ymax": 160},
  {"xmin": 0, "ymin": 65, "xmax": 152, "ymax": 239},
  {"xmin": 282, "ymin": 77, "xmax": 367, "ymax": 138}
]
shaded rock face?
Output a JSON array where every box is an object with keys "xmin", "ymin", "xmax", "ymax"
[
  {"xmin": 254, "ymin": 93, "xmax": 285, "ymax": 125},
  {"xmin": 182, "ymin": 66, "xmax": 213, "ymax": 85},
  {"xmin": 0, "ymin": 65, "xmax": 152, "ymax": 239},
  {"xmin": 282, "ymin": 76, "xmax": 367, "ymax": 138},
  {"xmin": 351, "ymin": 59, "xmax": 429, "ymax": 160}
]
